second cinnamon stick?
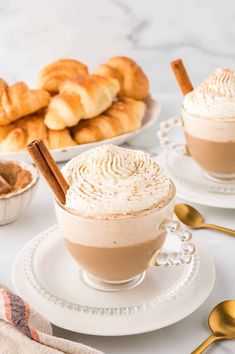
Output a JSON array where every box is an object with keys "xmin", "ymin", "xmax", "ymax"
[{"xmin": 171, "ymin": 59, "xmax": 193, "ymax": 95}]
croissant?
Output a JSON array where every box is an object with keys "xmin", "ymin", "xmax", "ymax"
[
  {"xmin": 44, "ymin": 75, "xmax": 120, "ymax": 130},
  {"xmin": 0, "ymin": 123, "xmax": 15, "ymax": 143},
  {"xmin": 94, "ymin": 56, "xmax": 149, "ymax": 100},
  {"xmin": 47, "ymin": 128, "xmax": 77, "ymax": 149},
  {"xmin": 37, "ymin": 59, "xmax": 88, "ymax": 93},
  {"xmin": 0, "ymin": 113, "xmax": 47, "ymax": 152},
  {"xmin": 72, "ymin": 97, "xmax": 146, "ymax": 144},
  {"xmin": 44, "ymin": 92, "xmax": 83, "ymax": 130},
  {"xmin": 17, "ymin": 113, "xmax": 48, "ymax": 146},
  {"xmin": 0, "ymin": 111, "xmax": 79, "ymax": 151},
  {"xmin": 0, "ymin": 80, "xmax": 50, "ymax": 126},
  {"xmin": 0, "ymin": 127, "xmax": 26, "ymax": 152}
]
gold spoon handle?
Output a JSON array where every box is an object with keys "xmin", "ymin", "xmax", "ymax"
[
  {"xmin": 191, "ymin": 335, "xmax": 217, "ymax": 354},
  {"xmin": 203, "ymin": 223, "xmax": 235, "ymax": 236}
]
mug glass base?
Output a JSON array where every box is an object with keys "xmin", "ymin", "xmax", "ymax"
[
  {"xmin": 81, "ymin": 270, "xmax": 145, "ymax": 292},
  {"xmin": 203, "ymin": 170, "xmax": 235, "ymax": 182}
]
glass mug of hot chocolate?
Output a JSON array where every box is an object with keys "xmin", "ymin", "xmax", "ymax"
[
  {"xmin": 54, "ymin": 145, "xmax": 194, "ymax": 290},
  {"xmin": 158, "ymin": 68, "xmax": 235, "ymax": 180}
]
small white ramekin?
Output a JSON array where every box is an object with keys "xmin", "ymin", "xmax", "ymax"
[{"xmin": 0, "ymin": 161, "xmax": 38, "ymax": 225}]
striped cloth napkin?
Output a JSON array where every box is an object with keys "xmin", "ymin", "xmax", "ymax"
[{"xmin": 0, "ymin": 284, "xmax": 103, "ymax": 354}]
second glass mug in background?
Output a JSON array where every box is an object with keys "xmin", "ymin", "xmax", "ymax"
[
  {"xmin": 157, "ymin": 106, "xmax": 235, "ymax": 181},
  {"xmin": 54, "ymin": 183, "xmax": 195, "ymax": 291}
]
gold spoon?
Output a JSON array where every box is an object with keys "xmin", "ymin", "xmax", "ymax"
[
  {"xmin": 191, "ymin": 300, "xmax": 235, "ymax": 353},
  {"xmin": 174, "ymin": 204, "xmax": 235, "ymax": 236}
]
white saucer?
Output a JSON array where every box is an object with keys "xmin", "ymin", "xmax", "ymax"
[
  {"xmin": 158, "ymin": 150, "xmax": 235, "ymax": 209},
  {"xmin": 12, "ymin": 225, "xmax": 215, "ymax": 336}
]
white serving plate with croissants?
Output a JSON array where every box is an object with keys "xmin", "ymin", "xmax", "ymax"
[{"xmin": 0, "ymin": 56, "xmax": 160, "ymax": 162}]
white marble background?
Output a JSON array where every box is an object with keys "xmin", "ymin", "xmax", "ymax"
[{"xmin": 1, "ymin": 0, "xmax": 235, "ymax": 98}]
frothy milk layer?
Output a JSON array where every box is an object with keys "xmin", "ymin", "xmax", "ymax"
[
  {"xmin": 183, "ymin": 68, "xmax": 235, "ymax": 142},
  {"xmin": 62, "ymin": 145, "xmax": 173, "ymax": 218},
  {"xmin": 54, "ymin": 198, "xmax": 175, "ymax": 247},
  {"xmin": 183, "ymin": 68, "xmax": 235, "ymax": 118},
  {"xmin": 183, "ymin": 108, "xmax": 235, "ymax": 142}
]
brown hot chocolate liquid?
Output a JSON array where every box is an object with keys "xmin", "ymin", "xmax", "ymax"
[
  {"xmin": 185, "ymin": 132, "xmax": 235, "ymax": 174},
  {"xmin": 65, "ymin": 232, "xmax": 166, "ymax": 281}
]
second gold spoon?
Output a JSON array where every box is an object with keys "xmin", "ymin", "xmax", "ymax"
[
  {"xmin": 191, "ymin": 300, "xmax": 235, "ymax": 353},
  {"xmin": 174, "ymin": 203, "xmax": 235, "ymax": 237}
]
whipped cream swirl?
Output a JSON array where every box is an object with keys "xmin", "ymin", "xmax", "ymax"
[
  {"xmin": 183, "ymin": 68, "xmax": 235, "ymax": 118},
  {"xmin": 62, "ymin": 145, "xmax": 173, "ymax": 217}
]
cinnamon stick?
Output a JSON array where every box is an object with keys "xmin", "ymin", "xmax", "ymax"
[
  {"xmin": 36, "ymin": 140, "xmax": 68, "ymax": 195},
  {"xmin": 27, "ymin": 140, "xmax": 68, "ymax": 204},
  {"xmin": 170, "ymin": 59, "xmax": 193, "ymax": 95}
]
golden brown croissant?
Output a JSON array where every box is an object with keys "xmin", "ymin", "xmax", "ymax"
[
  {"xmin": 0, "ymin": 113, "xmax": 48, "ymax": 152},
  {"xmin": 0, "ymin": 123, "xmax": 15, "ymax": 143},
  {"xmin": 44, "ymin": 75, "xmax": 120, "ymax": 130},
  {"xmin": 0, "ymin": 128, "xmax": 26, "ymax": 152},
  {"xmin": 44, "ymin": 92, "xmax": 84, "ymax": 130},
  {"xmin": 0, "ymin": 80, "xmax": 50, "ymax": 126},
  {"xmin": 72, "ymin": 97, "xmax": 146, "ymax": 144},
  {"xmin": 0, "ymin": 111, "xmax": 78, "ymax": 151},
  {"xmin": 37, "ymin": 59, "xmax": 88, "ymax": 93},
  {"xmin": 94, "ymin": 56, "xmax": 149, "ymax": 100},
  {"xmin": 17, "ymin": 113, "xmax": 48, "ymax": 146},
  {"xmin": 47, "ymin": 128, "xmax": 77, "ymax": 149}
]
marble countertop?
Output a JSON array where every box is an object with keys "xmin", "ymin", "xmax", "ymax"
[
  {"xmin": 1, "ymin": 0, "xmax": 235, "ymax": 94},
  {"xmin": 1, "ymin": 0, "xmax": 235, "ymax": 352},
  {"xmin": 1, "ymin": 95, "xmax": 235, "ymax": 354}
]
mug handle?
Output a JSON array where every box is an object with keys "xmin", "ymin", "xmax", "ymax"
[
  {"xmin": 149, "ymin": 220, "xmax": 195, "ymax": 267},
  {"xmin": 157, "ymin": 117, "xmax": 190, "ymax": 156}
]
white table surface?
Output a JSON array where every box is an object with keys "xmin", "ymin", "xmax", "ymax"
[
  {"xmin": 0, "ymin": 96, "xmax": 234, "ymax": 354},
  {"xmin": 1, "ymin": 139, "xmax": 235, "ymax": 354}
]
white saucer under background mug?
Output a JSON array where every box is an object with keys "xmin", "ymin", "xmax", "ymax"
[
  {"xmin": 157, "ymin": 151, "xmax": 235, "ymax": 209},
  {"xmin": 157, "ymin": 107, "xmax": 235, "ymax": 181},
  {"xmin": 54, "ymin": 184, "xmax": 195, "ymax": 292}
]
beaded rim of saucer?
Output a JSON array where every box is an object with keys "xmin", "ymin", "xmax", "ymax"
[{"xmin": 23, "ymin": 225, "xmax": 199, "ymax": 316}]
